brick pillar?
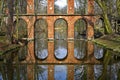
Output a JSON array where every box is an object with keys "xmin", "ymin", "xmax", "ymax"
[
  {"xmin": 47, "ymin": 41, "xmax": 55, "ymax": 63},
  {"xmin": 48, "ymin": 65, "xmax": 54, "ymax": 80},
  {"xmin": 48, "ymin": 0, "xmax": 54, "ymax": 14},
  {"xmin": 68, "ymin": 0, "xmax": 74, "ymax": 14},
  {"xmin": 67, "ymin": 65, "xmax": 74, "ymax": 80},
  {"xmin": 47, "ymin": 17, "xmax": 55, "ymax": 39},
  {"xmin": 86, "ymin": 41, "xmax": 95, "ymax": 63},
  {"xmin": 67, "ymin": 19, "xmax": 74, "ymax": 39},
  {"xmin": 27, "ymin": 0, "xmax": 34, "ymax": 14},
  {"xmin": 25, "ymin": 16, "xmax": 35, "ymax": 63},
  {"xmin": 87, "ymin": 0, "xmax": 94, "ymax": 39},
  {"xmin": 87, "ymin": 21, "xmax": 94, "ymax": 40},
  {"xmin": 87, "ymin": 65, "xmax": 94, "ymax": 80},
  {"xmin": 27, "ymin": 65, "xmax": 34, "ymax": 80},
  {"xmin": 67, "ymin": 41, "xmax": 76, "ymax": 63},
  {"xmin": 86, "ymin": 16, "xmax": 94, "ymax": 39}
]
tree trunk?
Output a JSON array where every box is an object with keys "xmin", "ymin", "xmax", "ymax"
[
  {"xmin": 7, "ymin": 0, "xmax": 14, "ymax": 43},
  {"xmin": 103, "ymin": 13, "xmax": 113, "ymax": 34},
  {"xmin": 116, "ymin": 0, "xmax": 120, "ymax": 16},
  {"xmin": 98, "ymin": 50, "xmax": 111, "ymax": 80},
  {"xmin": 95, "ymin": 0, "xmax": 113, "ymax": 34}
]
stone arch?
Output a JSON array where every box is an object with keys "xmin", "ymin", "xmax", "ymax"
[
  {"xmin": 74, "ymin": 18, "xmax": 87, "ymax": 39},
  {"xmin": 34, "ymin": 18, "xmax": 48, "ymax": 60},
  {"xmin": 54, "ymin": 18, "xmax": 68, "ymax": 60}
]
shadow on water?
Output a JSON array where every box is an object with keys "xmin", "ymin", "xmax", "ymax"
[{"xmin": 0, "ymin": 40, "xmax": 120, "ymax": 80}]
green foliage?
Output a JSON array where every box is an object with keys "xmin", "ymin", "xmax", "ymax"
[
  {"xmin": 95, "ymin": 0, "xmax": 113, "ymax": 34},
  {"xmin": 0, "ymin": 51, "xmax": 3, "ymax": 55},
  {"xmin": 103, "ymin": 14, "xmax": 113, "ymax": 34},
  {"xmin": 116, "ymin": 0, "xmax": 120, "ymax": 16}
]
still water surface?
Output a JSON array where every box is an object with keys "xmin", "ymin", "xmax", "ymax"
[{"xmin": 0, "ymin": 40, "xmax": 120, "ymax": 80}]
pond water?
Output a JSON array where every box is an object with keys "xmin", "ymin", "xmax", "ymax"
[{"xmin": 0, "ymin": 40, "xmax": 120, "ymax": 80}]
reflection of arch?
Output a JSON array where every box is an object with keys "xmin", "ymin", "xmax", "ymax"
[
  {"xmin": 54, "ymin": 65, "xmax": 67, "ymax": 80},
  {"xmin": 14, "ymin": 18, "xmax": 28, "ymax": 60},
  {"xmin": 74, "ymin": 18, "xmax": 87, "ymax": 39},
  {"xmin": 34, "ymin": 19, "xmax": 48, "ymax": 60},
  {"xmin": 54, "ymin": 18, "xmax": 68, "ymax": 60},
  {"xmin": 94, "ymin": 65, "xmax": 103, "ymax": 80},
  {"xmin": 54, "ymin": 18, "xmax": 68, "ymax": 40},
  {"xmin": 74, "ymin": 40, "xmax": 86, "ymax": 59},
  {"xmin": 74, "ymin": 65, "xmax": 86, "ymax": 79},
  {"xmin": 35, "ymin": 65, "xmax": 48, "ymax": 80},
  {"xmin": 54, "ymin": 40, "xmax": 68, "ymax": 60},
  {"xmin": 94, "ymin": 44, "xmax": 104, "ymax": 59},
  {"xmin": 18, "ymin": 65, "xmax": 27, "ymax": 80}
]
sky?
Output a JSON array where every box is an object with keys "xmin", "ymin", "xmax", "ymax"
[{"xmin": 55, "ymin": 0, "xmax": 67, "ymax": 9}]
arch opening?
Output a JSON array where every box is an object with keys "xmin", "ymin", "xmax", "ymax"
[
  {"xmin": 54, "ymin": 18, "xmax": 68, "ymax": 60},
  {"xmin": 14, "ymin": 18, "xmax": 28, "ymax": 60},
  {"xmin": 74, "ymin": 19, "xmax": 87, "ymax": 39},
  {"xmin": 94, "ymin": 18, "xmax": 104, "ymax": 38},
  {"xmin": 34, "ymin": 19, "xmax": 48, "ymax": 60}
]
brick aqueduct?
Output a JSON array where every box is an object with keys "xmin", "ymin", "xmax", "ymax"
[{"xmin": 10, "ymin": 0, "xmax": 99, "ymax": 64}]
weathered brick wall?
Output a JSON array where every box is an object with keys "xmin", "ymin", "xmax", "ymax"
[
  {"xmin": 22, "ymin": 16, "xmax": 94, "ymax": 39},
  {"xmin": 23, "ymin": 0, "xmax": 95, "ymax": 39}
]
